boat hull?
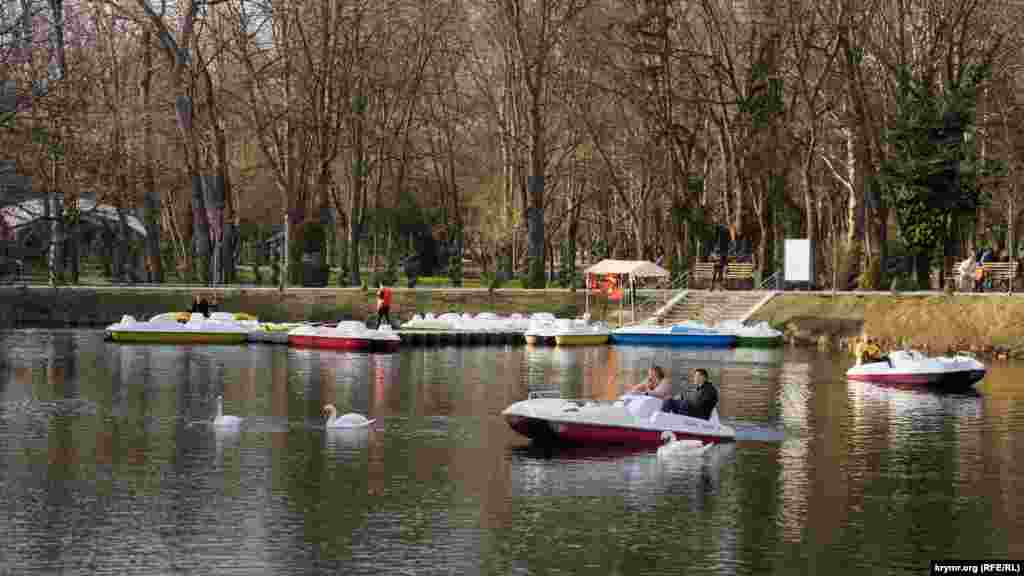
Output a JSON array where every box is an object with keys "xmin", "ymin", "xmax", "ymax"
[
  {"xmin": 735, "ymin": 335, "xmax": 783, "ymax": 348},
  {"xmin": 555, "ymin": 334, "xmax": 609, "ymax": 346},
  {"xmin": 109, "ymin": 331, "xmax": 247, "ymax": 344},
  {"xmin": 525, "ymin": 335, "xmax": 555, "ymax": 346},
  {"xmin": 371, "ymin": 339, "xmax": 401, "ymax": 353},
  {"xmin": 847, "ymin": 369, "xmax": 985, "ymax": 391},
  {"xmin": 609, "ymin": 333, "xmax": 736, "ymax": 347},
  {"xmin": 505, "ymin": 415, "xmax": 729, "ymax": 446},
  {"xmin": 845, "ymin": 350, "xmax": 986, "ymax": 392},
  {"xmin": 502, "ymin": 396, "xmax": 735, "ymax": 447},
  {"xmin": 289, "ymin": 334, "xmax": 372, "ymax": 351}
]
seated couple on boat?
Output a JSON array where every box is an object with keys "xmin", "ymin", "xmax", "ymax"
[{"xmin": 630, "ymin": 366, "xmax": 719, "ymax": 421}]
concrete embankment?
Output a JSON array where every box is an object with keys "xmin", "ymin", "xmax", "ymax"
[
  {"xmin": 748, "ymin": 292, "xmax": 1024, "ymax": 358},
  {"xmin": 0, "ymin": 285, "xmax": 630, "ymax": 328}
]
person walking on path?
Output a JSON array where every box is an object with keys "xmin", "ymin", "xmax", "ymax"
[{"xmin": 375, "ymin": 283, "xmax": 393, "ymax": 329}]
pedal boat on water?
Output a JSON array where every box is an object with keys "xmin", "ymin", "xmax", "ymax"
[
  {"xmin": 502, "ymin": 393, "xmax": 735, "ymax": 446},
  {"xmin": 105, "ymin": 312, "xmax": 255, "ymax": 344},
  {"xmin": 288, "ymin": 321, "xmax": 401, "ymax": 353},
  {"xmin": 845, "ymin": 349, "xmax": 986, "ymax": 392}
]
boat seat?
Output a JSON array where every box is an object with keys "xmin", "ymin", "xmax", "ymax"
[
  {"xmin": 648, "ymin": 406, "xmax": 722, "ymax": 426},
  {"xmin": 616, "ymin": 394, "xmax": 664, "ymax": 418}
]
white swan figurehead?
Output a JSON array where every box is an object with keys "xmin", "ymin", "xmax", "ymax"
[
  {"xmin": 322, "ymin": 404, "xmax": 375, "ymax": 428},
  {"xmin": 657, "ymin": 430, "xmax": 708, "ymax": 458},
  {"xmin": 213, "ymin": 395, "xmax": 243, "ymax": 429}
]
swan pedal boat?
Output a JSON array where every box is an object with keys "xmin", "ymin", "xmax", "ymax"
[
  {"xmin": 289, "ymin": 321, "xmax": 401, "ymax": 353},
  {"xmin": 527, "ymin": 318, "xmax": 610, "ymax": 346},
  {"xmin": 106, "ymin": 312, "xmax": 255, "ymax": 344},
  {"xmin": 716, "ymin": 320, "xmax": 784, "ymax": 348},
  {"xmin": 845, "ymin": 349, "xmax": 986, "ymax": 391},
  {"xmin": 502, "ymin": 393, "xmax": 735, "ymax": 446},
  {"xmin": 247, "ymin": 322, "xmax": 309, "ymax": 344}
]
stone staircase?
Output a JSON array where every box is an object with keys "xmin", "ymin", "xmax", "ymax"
[{"xmin": 653, "ymin": 290, "xmax": 776, "ymax": 326}]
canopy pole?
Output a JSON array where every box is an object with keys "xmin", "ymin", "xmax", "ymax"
[
  {"xmin": 619, "ymin": 274, "xmax": 624, "ymax": 327},
  {"xmin": 631, "ymin": 274, "xmax": 636, "ymax": 324},
  {"xmin": 585, "ymin": 272, "xmax": 590, "ymax": 318}
]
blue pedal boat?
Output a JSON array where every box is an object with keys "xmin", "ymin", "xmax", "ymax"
[{"xmin": 609, "ymin": 322, "xmax": 737, "ymax": 347}]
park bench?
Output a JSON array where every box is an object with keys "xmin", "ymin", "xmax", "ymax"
[
  {"xmin": 944, "ymin": 261, "xmax": 1019, "ymax": 292},
  {"xmin": 692, "ymin": 261, "xmax": 755, "ymax": 289}
]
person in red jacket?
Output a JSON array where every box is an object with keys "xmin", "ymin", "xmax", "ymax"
[{"xmin": 375, "ymin": 282, "xmax": 393, "ymax": 329}]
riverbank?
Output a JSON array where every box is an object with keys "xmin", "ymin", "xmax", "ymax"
[
  {"xmin": 0, "ymin": 285, "xmax": 640, "ymax": 328},
  {"xmin": 6, "ymin": 285, "xmax": 1024, "ymax": 358},
  {"xmin": 748, "ymin": 292, "xmax": 1024, "ymax": 358}
]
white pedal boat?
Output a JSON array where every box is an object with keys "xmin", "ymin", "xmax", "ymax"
[
  {"xmin": 845, "ymin": 349, "xmax": 985, "ymax": 391},
  {"xmin": 502, "ymin": 393, "xmax": 735, "ymax": 446}
]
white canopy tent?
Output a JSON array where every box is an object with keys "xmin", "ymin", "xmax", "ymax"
[{"xmin": 583, "ymin": 259, "xmax": 670, "ymax": 324}]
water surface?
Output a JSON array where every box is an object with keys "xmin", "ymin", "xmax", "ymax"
[{"xmin": 0, "ymin": 330, "xmax": 1021, "ymax": 575}]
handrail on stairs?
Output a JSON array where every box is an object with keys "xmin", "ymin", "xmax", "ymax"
[
  {"xmin": 646, "ymin": 271, "xmax": 690, "ymax": 321},
  {"xmin": 759, "ymin": 269, "xmax": 780, "ymax": 290}
]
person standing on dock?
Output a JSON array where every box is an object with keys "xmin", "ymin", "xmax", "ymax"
[{"xmin": 375, "ymin": 282, "xmax": 393, "ymax": 329}]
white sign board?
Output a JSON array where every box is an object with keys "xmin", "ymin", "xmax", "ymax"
[{"xmin": 784, "ymin": 239, "xmax": 812, "ymax": 282}]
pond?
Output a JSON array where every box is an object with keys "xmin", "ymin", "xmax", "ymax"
[{"xmin": 0, "ymin": 330, "xmax": 1021, "ymax": 575}]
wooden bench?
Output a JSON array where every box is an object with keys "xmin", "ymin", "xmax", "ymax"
[
  {"xmin": 692, "ymin": 261, "xmax": 755, "ymax": 289},
  {"xmin": 944, "ymin": 261, "xmax": 1019, "ymax": 292}
]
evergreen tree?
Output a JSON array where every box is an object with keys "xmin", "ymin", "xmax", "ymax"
[{"xmin": 881, "ymin": 65, "xmax": 995, "ymax": 288}]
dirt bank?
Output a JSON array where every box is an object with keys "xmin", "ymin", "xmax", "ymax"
[{"xmin": 748, "ymin": 293, "xmax": 1024, "ymax": 358}]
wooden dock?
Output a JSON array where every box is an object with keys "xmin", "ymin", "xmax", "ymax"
[{"xmin": 396, "ymin": 329, "xmax": 525, "ymax": 346}]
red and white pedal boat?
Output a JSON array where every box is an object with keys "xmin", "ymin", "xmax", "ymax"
[
  {"xmin": 845, "ymin": 349, "xmax": 985, "ymax": 391},
  {"xmin": 288, "ymin": 321, "xmax": 401, "ymax": 353},
  {"xmin": 502, "ymin": 393, "xmax": 735, "ymax": 446}
]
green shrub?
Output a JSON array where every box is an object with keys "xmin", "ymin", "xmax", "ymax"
[
  {"xmin": 481, "ymin": 271, "xmax": 505, "ymax": 292},
  {"xmin": 370, "ymin": 268, "xmax": 397, "ymax": 287},
  {"xmin": 307, "ymin": 303, "xmax": 355, "ymax": 323},
  {"xmin": 857, "ymin": 261, "xmax": 880, "ymax": 290},
  {"xmin": 554, "ymin": 302, "xmax": 579, "ymax": 318},
  {"xmin": 890, "ymin": 274, "xmax": 917, "ymax": 292},
  {"xmin": 448, "ymin": 251, "xmax": 463, "ymax": 287}
]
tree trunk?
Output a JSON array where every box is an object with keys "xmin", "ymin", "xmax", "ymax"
[
  {"xmin": 526, "ymin": 45, "xmax": 546, "ymax": 289},
  {"xmin": 67, "ymin": 214, "xmax": 78, "ymax": 283},
  {"xmin": 843, "ymin": 128, "xmax": 863, "ymax": 253},
  {"xmin": 202, "ymin": 174, "xmax": 225, "ymax": 285},
  {"xmin": 348, "ymin": 99, "xmax": 367, "ymax": 287},
  {"xmin": 48, "ymin": 187, "xmax": 63, "ymax": 285},
  {"xmin": 141, "ymin": 29, "xmax": 162, "ymax": 283},
  {"xmin": 116, "ymin": 206, "xmax": 130, "ymax": 282},
  {"xmin": 190, "ymin": 174, "xmax": 210, "ymax": 283},
  {"xmin": 348, "ymin": 220, "xmax": 362, "ymax": 287},
  {"xmin": 802, "ymin": 151, "xmax": 818, "ymax": 289}
]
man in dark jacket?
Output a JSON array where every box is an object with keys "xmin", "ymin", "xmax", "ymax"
[{"xmin": 662, "ymin": 368, "xmax": 719, "ymax": 420}]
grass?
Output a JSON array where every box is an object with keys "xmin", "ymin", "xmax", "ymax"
[{"xmin": 749, "ymin": 293, "xmax": 1024, "ymax": 354}]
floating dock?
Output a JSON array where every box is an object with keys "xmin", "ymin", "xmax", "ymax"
[{"xmin": 396, "ymin": 330, "xmax": 525, "ymax": 346}]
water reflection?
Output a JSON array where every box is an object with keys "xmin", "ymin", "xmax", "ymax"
[
  {"xmin": 510, "ymin": 442, "xmax": 737, "ymax": 501},
  {"xmin": 0, "ymin": 331, "xmax": 1023, "ymax": 574}
]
